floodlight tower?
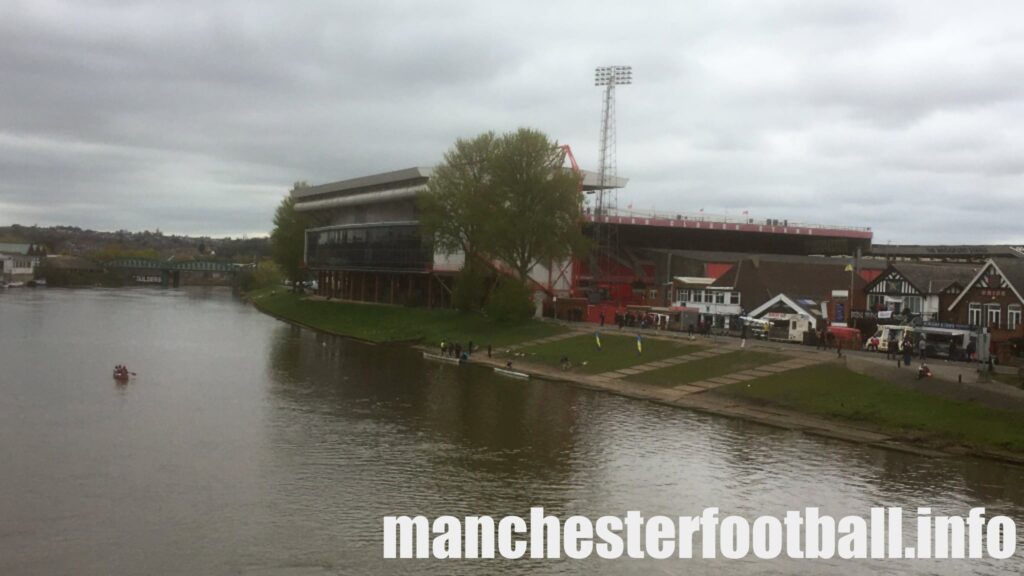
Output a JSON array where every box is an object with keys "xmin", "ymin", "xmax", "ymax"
[
  {"xmin": 594, "ymin": 65, "xmax": 631, "ymax": 216},
  {"xmin": 592, "ymin": 65, "xmax": 631, "ymax": 301}
]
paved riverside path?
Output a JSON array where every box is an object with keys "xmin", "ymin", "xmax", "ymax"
[
  {"xmin": 669, "ymin": 355, "xmax": 824, "ymax": 397},
  {"xmin": 600, "ymin": 346, "xmax": 732, "ymax": 379}
]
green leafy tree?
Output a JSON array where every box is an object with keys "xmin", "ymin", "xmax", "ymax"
[
  {"xmin": 421, "ymin": 128, "xmax": 586, "ymax": 307},
  {"xmin": 419, "ymin": 132, "xmax": 496, "ymax": 258},
  {"xmin": 485, "ymin": 128, "xmax": 586, "ymax": 281},
  {"xmin": 271, "ymin": 183, "xmax": 309, "ymax": 291}
]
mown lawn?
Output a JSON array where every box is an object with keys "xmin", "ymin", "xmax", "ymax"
[
  {"xmin": 628, "ymin": 350, "xmax": 788, "ymax": 387},
  {"xmin": 248, "ymin": 289, "xmax": 566, "ymax": 346},
  {"xmin": 512, "ymin": 332, "xmax": 701, "ymax": 374},
  {"xmin": 713, "ymin": 363, "xmax": 1024, "ymax": 452}
]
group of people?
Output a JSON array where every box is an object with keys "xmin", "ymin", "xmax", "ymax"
[
  {"xmin": 612, "ymin": 312, "xmax": 671, "ymax": 331},
  {"xmin": 112, "ymin": 364, "xmax": 131, "ymax": 380},
  {"xmin": 439, "ymin": 340, "xmax": 491, "ymax": 361}
]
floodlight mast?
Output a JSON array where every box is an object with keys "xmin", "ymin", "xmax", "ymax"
[{"xmin": 592, "ymin": 65, "xmax": 631, "ymax": 301}]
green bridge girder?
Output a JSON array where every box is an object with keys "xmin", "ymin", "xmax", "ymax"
[{"xmin": 104, "ymin": 259, "xmax": 250, "ymax": 273}]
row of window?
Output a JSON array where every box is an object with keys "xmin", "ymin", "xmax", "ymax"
[
  {"xmin": 306, "ymin": 225, "xmax": 431, "ymax": 270},
  {"xmin": 968, "ymin": 303, "xmax": 1023, "ymax": 330},
  {"xmin": 867, "ymin": 294, "xmax": 924, "ymax": 314},
  {"xmin": 675, "ymin": 289, "xmax": 741, "ymax": 306},
  {"xmin": 313, "ymin": 226, "xmax": 420, "ymax": 247}
]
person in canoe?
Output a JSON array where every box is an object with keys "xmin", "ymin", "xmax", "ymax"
[{"xmin": 113, "ymin": 365, "xmax": 132, "ymax": 380}]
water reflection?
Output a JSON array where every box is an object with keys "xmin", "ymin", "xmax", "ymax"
[
  {"xmin": 264, "ymin": 321, "xmax": 1024, "ymax": 575},
  {"xmin": 0, "ymin": 288, "xmax": 1021, "ymax": 575}
]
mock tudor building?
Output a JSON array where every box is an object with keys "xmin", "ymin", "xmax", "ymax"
[{"xmin": 863, "ymin": 261, "xmax": 979, "ymax": 322}]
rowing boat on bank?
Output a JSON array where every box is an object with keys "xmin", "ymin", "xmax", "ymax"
[
  {"xmin": 422, "ymin": 352, "xmax": 461, "ymax": 365},
  {"xmin": 494, "ymin": 367, "xmax": 529, "ymax": 380}
]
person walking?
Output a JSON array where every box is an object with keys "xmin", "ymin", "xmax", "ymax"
[
  {"xmin": 741, "ymin": 323, "xmax": 748, "ymax": 349},
  {"xmin": 902, "ymin": 337, "xmax": 913, "ymax": 367},
  {"xmin": 599, "ymin": 312, "xmax": 605, "ymax": 327},
  {"xmin": 918, "ymin": 337, "xmax": 927, "ymax": 360}
]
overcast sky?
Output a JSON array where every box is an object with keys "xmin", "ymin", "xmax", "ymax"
[{"xmin": 1, "ymin": 0, "xmax": 1022, "ymax": 243}]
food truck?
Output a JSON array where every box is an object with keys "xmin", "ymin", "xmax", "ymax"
[
  {"xmin": 864, "ymin": 325, "xmax": 915, "ymax": 353},
  {"xmin": 915, "ymin": 323, "xmax": 975, "ymax": 360}
]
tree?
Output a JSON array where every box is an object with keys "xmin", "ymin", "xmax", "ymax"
[
  {"xmin": 486, "ymin": 128, "xmax": 586, "ymax": 281},
  {"xmin": 271, "ymin": 183, "xmax": 309, "ymax": 291},
  {"xmin": 419, "ymin": 132, "xmax": 496, "ymax": 258},
  {"xmin": 420, "ymin": 128, "xmax": 586, "ymax": 284}
]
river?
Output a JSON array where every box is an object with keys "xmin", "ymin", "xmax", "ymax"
[{"xmin": 0, "ymin": 287, "xmax": 1021, "ymax": 575}]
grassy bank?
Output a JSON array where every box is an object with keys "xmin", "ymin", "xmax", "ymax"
[
  {"xmin": 713, "ymin": 363, "xmax": 1024, "ymax": 452},
  {"xmin": 248, "ymin": 289, "xmax": 566, "ymax": 346},
  {"xmin": 513, "ymin": 332, "xmax": 701, "ymax": 374}
]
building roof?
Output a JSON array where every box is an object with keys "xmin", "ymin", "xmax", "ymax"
[
  {"xmin": 292, "ymin": 167, "xmax": 433, "ymax": 202},
  {"xmin": 869, "ymin": 244, "xmax": 1024, "ymax": 259},
  {"xmin": 748, "ymin": 293, "xmax": 820, "ymax": 320},
  {"xmin": 0, "ymin": 242, "xmax": 32, "ymax": 255},
  {"xmin": 293, "ymin": 167, "xmax": 627, "ymax": 204},
  {"xmin": 712, "ymin": 258, "xmax": 867, "ymax": 301},
  {"xmin": 645, "ymin": 249, "xmax": 888, "ymax": 269},
  {"xmin": 995, "ymin": 258, "xmax": 1024, "ymax": 294},
  {"xmin": 671, "ymin": 276, "xmax": 715, "ymax": 286},
  {"xmin": 885, "ymin": 261, "xmax": 980, "ymax": 294}
]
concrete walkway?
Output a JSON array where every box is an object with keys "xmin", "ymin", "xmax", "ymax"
[
  {"xmin": 675, "ymin": 355, "xmax": 825, "ymax": 396},
  {"xmin": 599, "ymin": 346, "xmax": 732, "ymax": 379}
]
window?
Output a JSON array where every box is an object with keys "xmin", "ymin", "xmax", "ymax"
[
  {"xmin": 730, "ymin": 292, "xmax": 740, "ymax": 305},
  {"xmin": 904, "ymin": 296, "xmax": 923, "ymax": 314},
  {"xmin": 676, "ymin": 289, "xmax": 690, "ymax": 303},
  {"xmin": 714, "ymin": 291, "xmax": 725, "ymax": 304},
  {"xmin": 1009, "ymin": 304, "xmax": 1022, "ymax": 331},
  {"xmin": 693, "ymin": 290, "xmax": 704, "ymax": 303},
  {"xmin": 986, "ymin": 304, "xmax": 1001, "ymax": 328},
  {"xmin": 968, "ymin": 303, "xmax": 982, "ymax": 326}
]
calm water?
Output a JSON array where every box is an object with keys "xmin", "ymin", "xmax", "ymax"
[{"xmin": 0, "ymin": 288, "xmax": 1021, "ymax": 575}]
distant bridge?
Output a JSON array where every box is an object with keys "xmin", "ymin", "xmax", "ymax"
[{"xmin": 104, "ymin": 259, "xmax": 252, "ymax": 287}]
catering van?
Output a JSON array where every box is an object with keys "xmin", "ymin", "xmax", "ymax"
[{"xmin": 864, "ymin": 325, "xmax": 914, "ymax": 353}]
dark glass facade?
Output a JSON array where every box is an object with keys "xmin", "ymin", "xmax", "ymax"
[{"xmin": 306, "ymin": 224, "xmax": 432, "ymax": 270}]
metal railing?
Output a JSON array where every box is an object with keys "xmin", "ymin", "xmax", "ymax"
[{"xmin": 584, "ymin": 207, "xmax": 872, "ymax": 233}]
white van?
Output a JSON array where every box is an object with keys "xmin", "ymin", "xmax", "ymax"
[{"xmin": 864, "ymin": 325, "xmax": 914, "ymax": 352}]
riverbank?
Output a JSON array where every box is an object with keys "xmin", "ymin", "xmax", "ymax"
[
  {"xmin": 246, "ymin": 288, "xmax": 566, "ymax": 345},
  {"xmin": 468, "ymin": 348, "xmax": 1024, "ymax": 465},
  {"xmin": 249, "ymin": 291, "xmax": 1024, "ymax": 465}
]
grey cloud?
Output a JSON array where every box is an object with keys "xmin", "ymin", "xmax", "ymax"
[{"xmin": 0, "ymin": 0, "xmax": 1022, "ymax": 243}]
